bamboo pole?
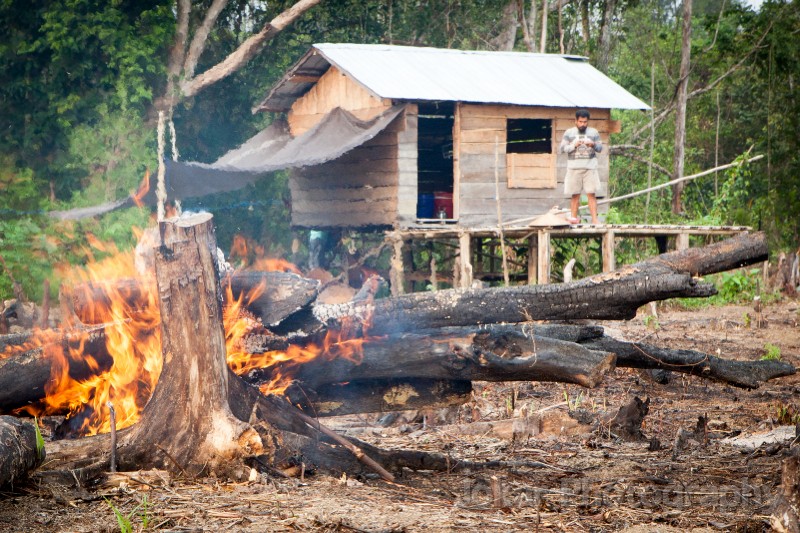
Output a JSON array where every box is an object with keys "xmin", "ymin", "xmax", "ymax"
[
  {"xmin": 503, "ymin": 154, "xmax": 764, "ymax": 227},
  {"xmin": 494, "ymin": 137, "xmax": 510, "ymax": 286}
]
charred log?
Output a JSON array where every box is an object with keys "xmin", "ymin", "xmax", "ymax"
[
  {"xmin": 0, "ymin": 328, "xmax": 111, "ymax": 411},
  {"xmin": 268, "ymin": 330, "xmax": 616, "ymax": 389},
  {"xmin": 584, "ymin": 335, "xmax": 796, "ymax": 389},
  {"xmin": 0, "ymin": 416, "xmax": 45, "ymax": 488},
  {"xmin": 312, "ymin": 232, "xmax": 767, "ymax": 335}
]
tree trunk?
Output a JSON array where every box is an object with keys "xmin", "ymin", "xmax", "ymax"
[
  {"xmin": 490, "ymin": 1, "xmax": 519, "ymax": 51},
  {"xmin": 596, "ymin": 0, "xmax": 618, "ymax": 71},
  {"xmin": 117, "ymin": 212, "xmax": 258, "ymax": 476},
  {"xmin": 0, "ymin": 416, "xmax": 44, "ymax": 488},
  {"xmin": 672, "ymin": 0, "xmax": 693, "ymax": 214}
]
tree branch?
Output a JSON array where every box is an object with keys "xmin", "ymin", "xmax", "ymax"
[
  {"xmin": 629, "ymin": 22, "xmax": 773, "ymax": 144},
  {"xmin": 183, "ymin": 0, "xmax": 229, "ymax": 80},
  {"xmin": 180, "ymin": 0, "xmax": 322, "ymax": 99}
]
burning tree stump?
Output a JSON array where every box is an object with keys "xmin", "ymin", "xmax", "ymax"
[
  {"xmin": 41, "ymin": 214, "xmax": 396, "ymax": 481},
  {"xmin": 119, "ymin": 212, "xmax": 261, "ymax": 476},
  {"xmin": 44, "ymin": 214, "xmax": 266, "ymax": 478}
]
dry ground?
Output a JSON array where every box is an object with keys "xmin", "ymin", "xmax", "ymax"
[{"xmin": 1, "ymin": 300, "xmax": 798, "ymax": 532}]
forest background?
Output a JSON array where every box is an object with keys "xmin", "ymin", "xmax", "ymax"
[{"xmin": 0, "ymin": 0, "xmax": 798, "ymax": 302}]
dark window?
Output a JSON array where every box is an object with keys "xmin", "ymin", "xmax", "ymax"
[{"xmin": 506, "ymin": 119, "xmax": 552, "ymax": 154}]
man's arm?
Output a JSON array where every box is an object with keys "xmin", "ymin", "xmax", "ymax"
[
  {"xmin": 560, "ymin": 131, "xmax": 576, "ymax": 153},
  {"xmin": 591, "ymin": 129, "xmax": 603, "ymax": 153}
]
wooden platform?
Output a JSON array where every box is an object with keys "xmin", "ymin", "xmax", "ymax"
[{"xmin": 387, "ymin": 224, "xmax": 752, "ymax": 293}]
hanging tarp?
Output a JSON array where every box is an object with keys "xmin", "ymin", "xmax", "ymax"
[{"xmin": 49, "ymin": 105, "xmax": 405, "ymax": 220}]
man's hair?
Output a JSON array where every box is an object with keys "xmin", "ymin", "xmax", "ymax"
[{"xmin": 575, "ymin": 109, "xmax": 590, "ymax": 119}]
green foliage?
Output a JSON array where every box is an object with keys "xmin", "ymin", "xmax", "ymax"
[
  {"xmin": 774, "ymin": 402, "xmax": 800, "ymax": 425},
  {"xmin": 716, "ymin": 268, "xmax": 761, "ymax": 302},
  {"xmin": 643, "ymin": 314, "xmax": 660, "ymax": 330},
  {"xmin": 33, "ymin": 418, "xmax": 45, "ymax": 461},
  {"xmin": 761, "ymin": 343, "xmax": 781, "ymax": 361},
  {"xmin": 105, "ymin": 494, "xmax": 149, "ymax": 533}
]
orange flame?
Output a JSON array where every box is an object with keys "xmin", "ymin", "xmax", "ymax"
[
  {"xmin": 228, "ymin": 234, "xmax": 302, "ymax": 274},
  {"xmin": 131, "ymin": 170, "xmax": 151, "ymax": 207},
  {"xmin": 10, "ymin": 240, "xmax": 162, "ymax": 436}
]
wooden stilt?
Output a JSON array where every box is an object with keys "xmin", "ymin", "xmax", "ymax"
[
  {"xmin": 675, "ymin": 233, "xmax": 690, "ymax": 251},
  {"xmin": 527, "ymin": 235, "xmax": 538, "ymax": 285},
  {"xmin": 537, "ymin": 229, "xmax": 551, "ymax": 284},
  {"xmin": 389, "ymin": 235, "xmax": 406, "ymax": 296},
  {"xmin": 602, "ymin": 230, "xmax": 616, "ymax": 273},
  {"xmin": 458, "ymin": 232, "xmax": 473, "ymax": 289}
]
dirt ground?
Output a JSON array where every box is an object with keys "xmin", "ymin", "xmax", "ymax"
[{"xmin": 1, "ymin": 299, "xmax": 798, "ymax": 532}]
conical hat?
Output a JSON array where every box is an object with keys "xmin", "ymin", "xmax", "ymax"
[{"xmin": 528, "ymin": 206, "xmax": 570, "ymax": 227}]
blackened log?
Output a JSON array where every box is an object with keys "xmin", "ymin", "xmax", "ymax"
[
  {"xmin": 223, "ymin": 271, "xmax": 319, "ymax": 327},
  {"xmin": 0, "ymin": 329, "xmax": 111, "ymax": 412},
  {"xmin": 312, "ymin": 232, "xmax": 767, "ymax": 335},
  {"xmin": 584, "ymin": 335, "xmax": 796, "ymax": 389},
  {"xmin": 282, "ymin": 331, "xmax": 616, "ymax": 388},
  {"xmin": 0, "ymin": 416, "xmax": 45, "ymax": 488},
  {"xmin": 283, "ymin": 378, "xmax": 472, "ymax": 417}
]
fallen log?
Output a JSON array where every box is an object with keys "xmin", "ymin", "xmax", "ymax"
[
  {"xmin": 0, "ymin": 416, "xmax": 45, "ymax": 488},
  {"xmin": 312, "ymin": 232, "xmax": 768, "ymax": 335},
  {"xmin": 0, "ymin": 328, "xmax": 111, "ymax": 411},
  {"xmin": 262, "ymin": 330, "xmax": 616, "ymax": 389},
  {"xmin": 583, "ymin": 335, "xmax": 796, "ymax": 389}
]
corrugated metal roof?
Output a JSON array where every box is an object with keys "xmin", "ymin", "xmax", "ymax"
[{"xmin": 256, "ymin": 44, "xmax": 649, "ymax": 112}]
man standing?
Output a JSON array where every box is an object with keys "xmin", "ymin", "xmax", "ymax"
[{"xmin": 559, "ymin": 109, "xmax": 602, "ymax": 224}]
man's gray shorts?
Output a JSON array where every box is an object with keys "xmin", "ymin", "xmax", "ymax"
[{"xmin": 564, "ymin": 168, "xmax": 600, "ymax": 196}]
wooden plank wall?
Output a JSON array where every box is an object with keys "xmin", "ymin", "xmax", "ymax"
[
  {"xmin": 290, "ymin": 109, "xmax": 412, "ymax": 229},
  {"xmin": 455, "ymin": 104, "xmax": 612, "ymax": 228},
  {"xmin": 288, "ymin": 66, "xmax": 392, "ymax": 136},
  {"xmin": 396, "ymin": 105, "xmax": 419, "ymax": 226}
]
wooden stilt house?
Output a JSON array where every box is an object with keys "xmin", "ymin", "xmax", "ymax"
[{"xmin": 254, "ymin": 43, "xmax": 649, "ymax": 229}]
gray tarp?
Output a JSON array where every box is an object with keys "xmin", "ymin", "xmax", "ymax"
[{"xmin": 49, "ymin": 105, "xmax": 405, "ymax": 220}]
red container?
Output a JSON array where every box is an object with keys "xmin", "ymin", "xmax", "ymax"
[{"xmin": 433, "ymin": 191, "xmax": 453, "ymax": 219}]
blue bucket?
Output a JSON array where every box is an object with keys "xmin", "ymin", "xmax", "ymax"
[{"xmin": 417, "ymin": 193, "xmax": 435, "ymax": 218}]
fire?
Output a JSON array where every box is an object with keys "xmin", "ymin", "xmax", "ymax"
[
  {"xmin": 131, "ymin": 170, "xmax": 151, "ymax": 207},
  {"xmin": 228, "ymin": 234, "xmax": 302, "ymax": 274},
  {"xmin": 3, "ymin": 227, "xmax": 367, "ymax": 436},
  {"xmin": 222, "ymin": 280, "xmax": 366, "ymax": 395},
  {"xmin": 10, "ymin": 235, "xmax": 162, "ymax": 436}
]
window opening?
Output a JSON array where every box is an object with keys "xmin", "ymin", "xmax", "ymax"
[{"xmin": 506, "ymin": 119, "xmax": 552, "ymax": 154}]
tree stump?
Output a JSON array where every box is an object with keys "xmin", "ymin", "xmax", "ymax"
[{"xmin": 123, "ymin": 212, "xmax": 262, "ymax": 476}]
